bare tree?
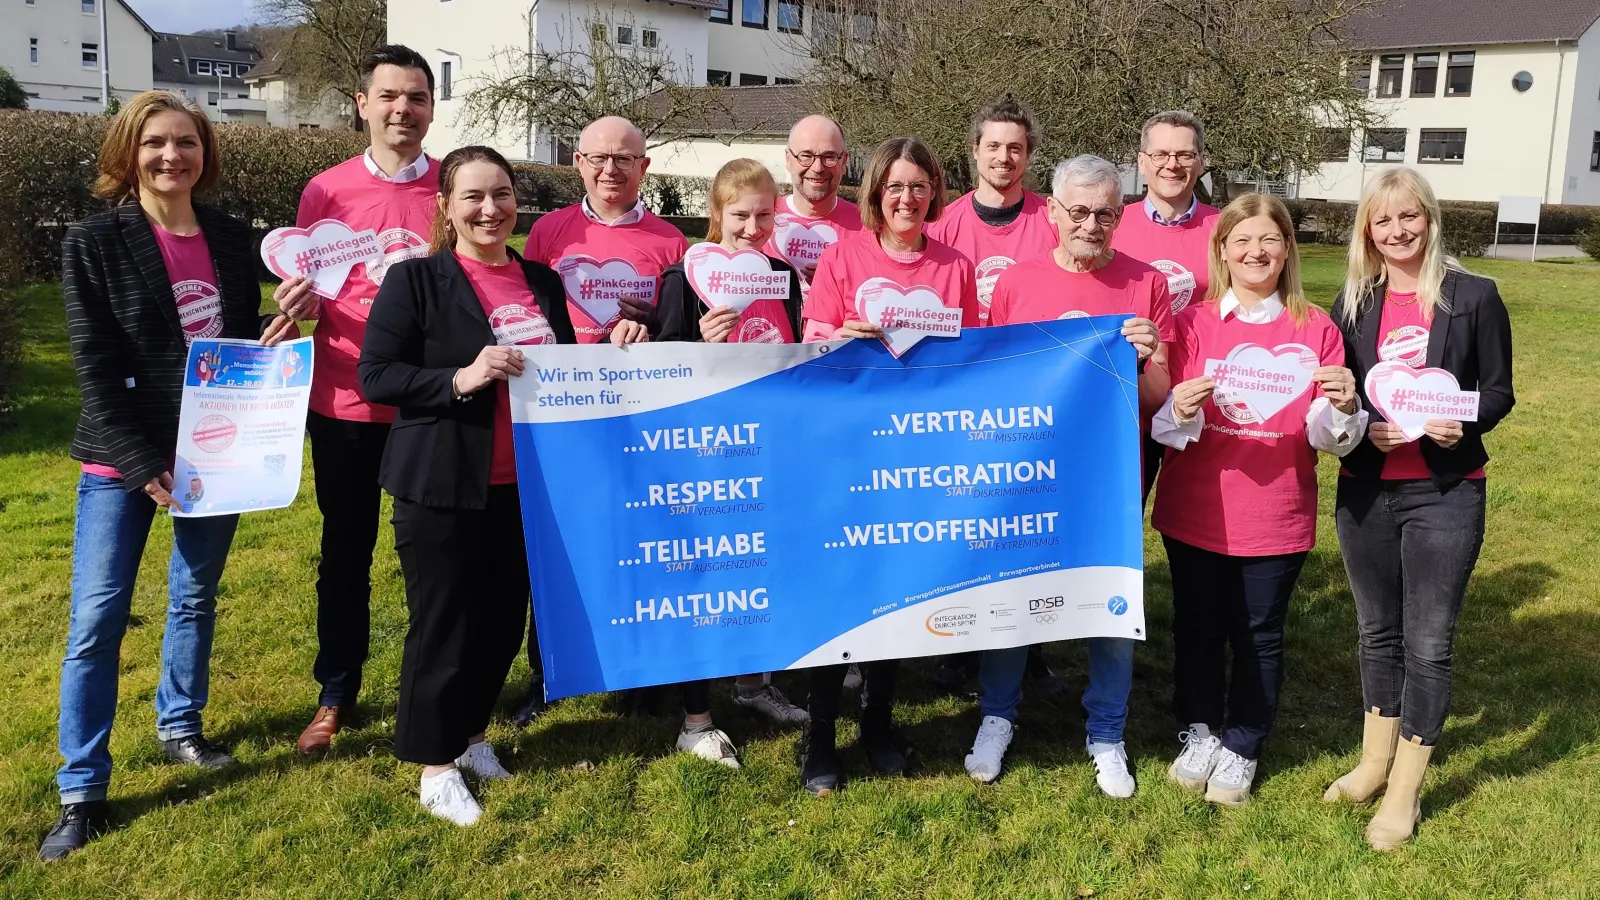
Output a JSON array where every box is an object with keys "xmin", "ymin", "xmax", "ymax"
[
  {"xmin": 801, "ymin": 0, "xmax": 1381, "ymax": 198},
  {"xmin": 254, "ymin": 0, "xmax": 386, "ymax": 130},
  {"xmin": 457, "ymin": 5, "xmax": 741, "ymax": 153}
]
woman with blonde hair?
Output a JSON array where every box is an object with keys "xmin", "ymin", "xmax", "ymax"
[
  {"xmin": 44, "ymin": 90, "xmax": 295, "ymax": 860},
  {"xmin": 1323, "ymin": 168, "xmax": 1513, "ymax": 850},
  {"xmin": 1151, "ymin": 193, "xmax": 1365, "ymax": 806}
]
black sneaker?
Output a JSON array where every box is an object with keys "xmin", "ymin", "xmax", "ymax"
[
  {"xmin": 932, "ymin": 652, "xmax": 980, "ymax": 693},
  {"xmin": 858, "ymin": 705, "xmax": 912, "ymax": 776},
  {"xmin": 799, "ymin": 719, "xmax": 841, "ymax": 797},
  {"xmin": 624, "ymin": 685, "xmax": 664, "ymax": 718},
  {"xmin": 1027, "ymin": 645, "xmax": 1065, "ymax": 695},
  {"xmin": 39, "ymin": 800, "xmax": 110, "ymax": 861},
  {"xmin": 511, "ymin": 683, "xmax": 546, "ymax": 729},
  {"xmin": 159, "ymin": 734, "xmax": 235, "ymax": 770}
]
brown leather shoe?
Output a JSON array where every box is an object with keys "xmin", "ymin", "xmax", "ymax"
[{"xmin": 296, "ymin": 706, "xmax": 346, "ymax": 756}]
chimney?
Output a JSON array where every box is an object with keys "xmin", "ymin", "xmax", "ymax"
[{"xmin": 225, "ymin": 31, "xmax": 237, "ymax": 51}]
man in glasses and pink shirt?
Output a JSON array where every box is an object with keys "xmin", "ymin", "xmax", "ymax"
[{"xmin": 765, "ymin": 115, "xmax": 863, "ymax": 290}]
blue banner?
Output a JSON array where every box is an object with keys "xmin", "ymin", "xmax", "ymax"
[{"xmin": 510, "ymin": 318, "xmax": 1145, "ymax": 700}]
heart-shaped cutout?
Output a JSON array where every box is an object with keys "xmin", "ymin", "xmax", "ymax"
[
  {"xmin": 1364, "ymin": 361, "xmax": 1479, "ymax": 440},
  {"xmin": 260, "ymin": 219, "xmax": 383, "ymax": 299},
  {"xmin": 684, "ymin": 244, "xmax": 791, "ymax": 313},
  {"xmin": 1203, "ymin": 342, "xmax": 1318, "ymax": 424},
  {"xmin": 773, "ymin": 215, "xmax": 840, "ymax": 272},
  {"xmin": 857, "ymin": 278, "xmax": 962, "ymax": 358},
  {"xmin": 556, "ymin": 254, "xmax": 657, "ymax": 328}
]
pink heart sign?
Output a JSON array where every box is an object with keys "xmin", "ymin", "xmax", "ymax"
[
  {"xmin": 1364, "ymin": 361, "xmax": 1479, "ymax": 440},
  {"xmin": 857, "ymin": 278, "xmax": 962, "ymax": 358},
  {"xmin": 260, "ymin": 219, "xmax": 383, "ymax": 299},
  {"xmin": 684, "ymin": 244, "xmax": 791, "ymax": 314},
  {"xmin": 1203, "ymin": 342, "xmax": 1318, "ymax": 425},
  {"xmin": 773, "ymin": 215, "xmax": 840, "ymax": 271},
  {"xmin": 556, "ymin": 255, "xmax": 656, "ymax": 328}
]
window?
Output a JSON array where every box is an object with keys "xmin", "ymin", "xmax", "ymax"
[
  {"xmin": 1348, "ymin": 55, "xmax": 1372, "ymax": 92},
  {"xmin": 1316, "ymin": 127, "xmax": 1352, "ymax": 162},
  {"xmin": 208, "ymin": 91, "xmax": 219, "ymax": 106},
  {"xmin": 777, "ymin": 0, "xmax": 803, "ymax": 33},
  {"xmin": 195, "ymin": 60, "xmax": 212, "ymax": 75},
  {"xmin": 1418, "ymin": 129, "xmax": 1466, "ymax": 163},
  {"xmin": 1364, "ymin": 128, "xmax": 1406, "ymax": 162},
  {"xmin": 237, "ymin": 64, "xmax": 250, "ymax": 76},
  {"xmin": 1376, "ymin": 54, "xmax": 1405, "ymax": 98},
  {"xmin": 1589, "ymin": 132, "xmax": 1598, "ymax": 171},
  {"xmin": 709, "ymin": 0, "xmax": 731, "ymax": 24},
  {"xmin": 642, "ymin": 28, "xmax": 658, "ymax": 49},
  {"xmin": 298, "ymin": 124, "xmax": 321, "ymax": 130},
  {"xmin": 742, "ymin": 0, "xmax": 768, "ymax": 29},
  {"xmin": 617, "ymin": 25, "xmax": 633, "ymax": 44},
  {"xmin": 1512, "ymin": 70, "xmax": 1534, "ymax": 93},
  {"xmin": 81, "ymin": 42, "xmax": 98, "ymax": 69},
  {"xmin": 439, "ymin": 60, "xmax": 452, "ymax": 100},
  {"xmin": 774, "ymin": 77, "xmax": 799, "ymax": 85},
  {"xmin": 82, "ymin": 0, "xmax": 95, "ymax": 13},
  {"xmin": 590, "ymin": 21, "xmax": 608, "ymax": 43},
  {"xmin": 1411, "ymin": 52, "xmax": 1438, "ymax": 97},
  {"xmin": 1446, "ymin": 51, "xmax": 1474, "ymax": 96},
  {"xmin": 29, "ymin": 38, "xmax": 38, "ymax": 64},
  {"xmin": 706, "ymin": 68, "xmax": 732, "ymax": 86},
  {"xmin": 215, "ymin": 62, "xmax": 232, "ymax": 77},
  {"xmin": 25, "ymin": 0, "xmax": 35, "ymax": 6},
  {"xmin": 739, "ymin": 73, "xmax": 768, "ymax": 86}
]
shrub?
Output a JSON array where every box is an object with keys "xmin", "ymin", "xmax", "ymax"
[
  {"xmin": 0, "ymin": 285, "xmax": 23, "ymax": 424},
  {"xmin": 642, "ymin": 173, "xmax": 713, "ymax": 216},
  {"xmin": 1439, "ymin": 206, "xmax": 1495, "ymax": 258},
  {"xmin": 512, "ymin": 163, "xmax": 585, "ymax": 211},
  {"xmin": 1578, "ymin": 226, "xmax": 1600, "ymax": 262}
]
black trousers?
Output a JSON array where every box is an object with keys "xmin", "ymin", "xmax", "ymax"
[
  {"xmin": 306, "ymin": 411, "xmax": 391, "ymax": 709},
  {"xmin": 809, "ymin": 660, "xmax": 900, "ymax": 722},
  {"xmin": 1335, "ymin": 477, "xmax": 1486, "ymax": 745},
  {"xmin": 1164, "ymin": 536, "xmax": 1308, "ymax": 761},
  {"xmin": 392, "ymin": 485, "xmax": 530, "ymax": 765}
]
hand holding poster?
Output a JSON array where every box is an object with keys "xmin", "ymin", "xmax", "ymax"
[
  {"xmin": 1203, "ymin": 343, "xmax": 1318, "ymax": 424},
  {"xmin": 859, "ymin": 278, "xmax": 965, "ymax": 357},
  {"xmin": 684, "ymin": 244, "xmax": 791, "ymax": 313},
  {"xmin": 172, "ymin": 337, "xmax": 314, "ymax": 517},
  {"xmin": 509, "ymin": 317, "xmax": 1144, "ymax": 700},
  {"xmin": 260, "ymin": 219, "xmax": 383, "ymax": 299},
  {"xmin": 1364, "ymin": 361, "xmax": 1480, "ymax": 440}
]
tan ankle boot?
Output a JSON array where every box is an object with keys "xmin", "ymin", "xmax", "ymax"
[
  {"xmin": 1323, "ymin": 709, "xmax": 1400, "ymax": 804},
  {"xmin": 1366, "ymin": 736, "xmax": 1433, "ymax": 851}
]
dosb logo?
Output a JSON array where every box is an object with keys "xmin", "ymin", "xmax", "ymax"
[
  {"xmin": 1107, "ymin": 595, "xmax": 1129, "ymax": 616},
  {"xmin": 1029, "ymin": 595, "xmax": 1064, "ymax": 613}
]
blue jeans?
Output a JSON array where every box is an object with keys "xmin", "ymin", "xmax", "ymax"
[
  {"xmin": 979, "ymin": 639, "xmax": 1135, "ymax": 743},
  {"xmin": 57, "ymin": 473, "xmax": 238, "ymax": 804}
]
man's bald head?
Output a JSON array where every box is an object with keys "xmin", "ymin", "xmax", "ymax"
[
  {"xmin": 579, "ymin": 115, "xmax": 646, "ymax": 155},
  {"xmin": 788, "ymin": 115, "xmax": 845, "ymax": 150},
  {"xmin": 785, "ymin": 115, "xmax": 848, "ymax": 208},
  {"xmin": 575, "ymin": 115, "xmax": 649, "ymax": 216}
]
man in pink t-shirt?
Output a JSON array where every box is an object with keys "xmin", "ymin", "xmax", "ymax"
[
  {"xmin": 926, "ymin": 99, "xmax": 1058, "ymax": 325},
  {"xmin": 524, "ymin": 116, "xmax": 689, "ymax": 344},
  {"xmin": 764, "ymin": 115, "xmax": 863, "ymax": 288},
  {"xmin": 273, "ymin": 45, "xmax": 439, "ymax": 756}
]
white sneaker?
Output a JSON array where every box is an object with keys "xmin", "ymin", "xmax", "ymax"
[
  {"xmin": 454, "ymin": 740, "xmax": 512, "ymax": 781},
  {"xmin": 1087, "ymin": 740, "xmax": 1136, "ymax": 798},
  {"xmin": 1205, "ymin": 748, "xmax": 1258, "ymax": 806},
  {"xmin": 1168, "ymin": 723, "xmax": 1223, "ymax": 792},
  {"xmin": 677, "ymin": 726, "xmax": 741, "ymax": 769},
  {"xmin": 964, "ymin": 715, "xmax": 1014, "ymax": 784},
  {"xmin": 733, "ymin": 684, "xmax": 809, "ymax": 725},
  {"xmin": 842, "ymin": 664, "xmax": 863, "ymax": 691},
  {"xmin": 419, "ymin": 767, "xmax": 482, "ymax": 826}
]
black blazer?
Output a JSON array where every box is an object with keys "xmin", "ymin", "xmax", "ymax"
[
  {"xmin": 63, "ymin": 203, "xmax": 275, "ymax": 492},
  {"xmin": 358, "ymin": 248, "xmax": 576, "ymax": 509},
  {"xmin": 1332, "ymin": 269, "xmax": 1514, "ymax": 490},
  {"xmin": 655, "ymin": 256, "xmax": 804, "ymax": 342}
]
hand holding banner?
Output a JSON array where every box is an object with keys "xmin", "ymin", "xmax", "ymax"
[
  {"xmin": 260, "ymin": 219, "xmax": 383, "ymax": 299},
  {"xmin": 1364, "ymin": 361, "xmax": 1480, "ymax": 440}
]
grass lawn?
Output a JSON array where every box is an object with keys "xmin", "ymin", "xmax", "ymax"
[{"xmin": 1, "ymin": 247, "xmax": 1598, "ymax": 898}]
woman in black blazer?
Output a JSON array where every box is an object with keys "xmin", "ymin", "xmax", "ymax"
[
  {"xmin": 359, "ymin": 146, "xmax": 575, "ymax": 827},
  {"xmin": 1323, "ymin": 168, "xmax": 1514, "ymax": 851},
  {"xmin": 44, "ymin": 91, "xmax": 293, "ymax": 862}
]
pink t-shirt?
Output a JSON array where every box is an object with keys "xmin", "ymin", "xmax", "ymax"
[
  {"xmin": 84, "ymin": 223, "xmax": 222, "ymax": 480},
  {"xmin": 457, "ymin": 253, "xmax": 557, "ymax": 485},
  {"xmin": 925, "ymin": 191, "xmax": 1058, "ymax": 324},
  {"xmin": 524, "ymin": 203, "xmax": 688, "ymax": 344},
  {"xmin": 988, "ymin": 251, "xmax": 1176, "ymax": 342},
  {"xmin": 1152, "ymin": 301, "xmax": 1346, "ymax": 556},
  {"xmin": 729, "ymin": 295, "xmax": 796, "ymax": 344},
  {"xmin": 764, "ymin": 195, "xmax": 864, "ymax": 281},
  {"xmin": 801, "ymin": 230, "xmax": 981, "ymax": 341},
  {"xmin": 297, "ymin": 155, "xmax": 440, "ymax": 423},
  {"xmin": 1369, "ymin": 292, "xmax": 1484, "ymax": 481},
  {"xmin": 1111, "ymin": 201, "xmax": 1220, "ymax": 316}
]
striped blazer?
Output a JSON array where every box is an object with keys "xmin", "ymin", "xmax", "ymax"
[{"xmin": 62, "ymin": 202, "xmax": 272, "ymax": 492}]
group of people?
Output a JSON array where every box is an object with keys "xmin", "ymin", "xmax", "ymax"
[{"xmin": 43, "ymin": 42, "xmax": 1514, "ymax": 861}]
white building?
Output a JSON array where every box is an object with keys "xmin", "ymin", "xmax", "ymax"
[
  {"xmin": 151, "ymin": 31, "xmax": 266, "ymax": 123},
  {"xmin": 242, "ymin": 54, "xmax": 354, "ymax": 130},
  {"xmin": 4, "ymin": 0, "xmax": 153, "ymax": 113},
  {"xmin": 386, "ymin": 0, "xmax": 814, "ymax": 166},
  {"xmin": 1303, "ymin": 0, "xmax": 1600, "ymax": 205}
]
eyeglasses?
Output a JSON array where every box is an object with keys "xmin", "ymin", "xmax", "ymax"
[
  {"xmin": 578, "ymin": 152, "xmax": 642, "ymax": 171},
  {"xmin": 788, "ymin": 149, "xmax": 845, "ymax": 169},
  {"xmin": 1142, "ymin": 150, "xmax": 1201, "ymax": 166},
  {"xmin": 1052, "ymin": 199, "xmax": 1121, "ymax": 227},
  {"xmin": 884, "ymin": 181, "xmax": 934, "ymax": 199}
]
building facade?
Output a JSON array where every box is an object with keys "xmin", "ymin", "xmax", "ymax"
[
  {"xmin": 150, "ymin": 31, "xmax": 266, "ymax": 123},
  {"xmin": 4, "ymin": 0, "xmax": 153, "ymax": 113},
  {"xmin": 1304, "ymin": 0, "xmax": 1600, "ymax": 205},
  {"xmin": 242, "ymin": 56, "xmax": 353, "ymax": 131}
]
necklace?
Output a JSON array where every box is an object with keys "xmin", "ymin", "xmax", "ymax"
[{"xmin": 1385, "ymin": 288, "xmax": 1419, "ymax": 307}]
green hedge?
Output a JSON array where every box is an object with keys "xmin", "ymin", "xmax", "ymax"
[
  {"xmin": 1579, "ymin": 226, "xmax": 1600, "ymax": 262},
  {"xmin": 1285, "ymin": 198, "xmax": 1515, "ymax": 258}
]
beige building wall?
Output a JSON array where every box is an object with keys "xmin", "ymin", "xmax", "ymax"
[
  {"xmin": 5, "ymin": 0, "xmax": 152, "ymax": 113},
  {"xmin": 246, "ymin": 77, "xmax": 351, "ymax": 130}
]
